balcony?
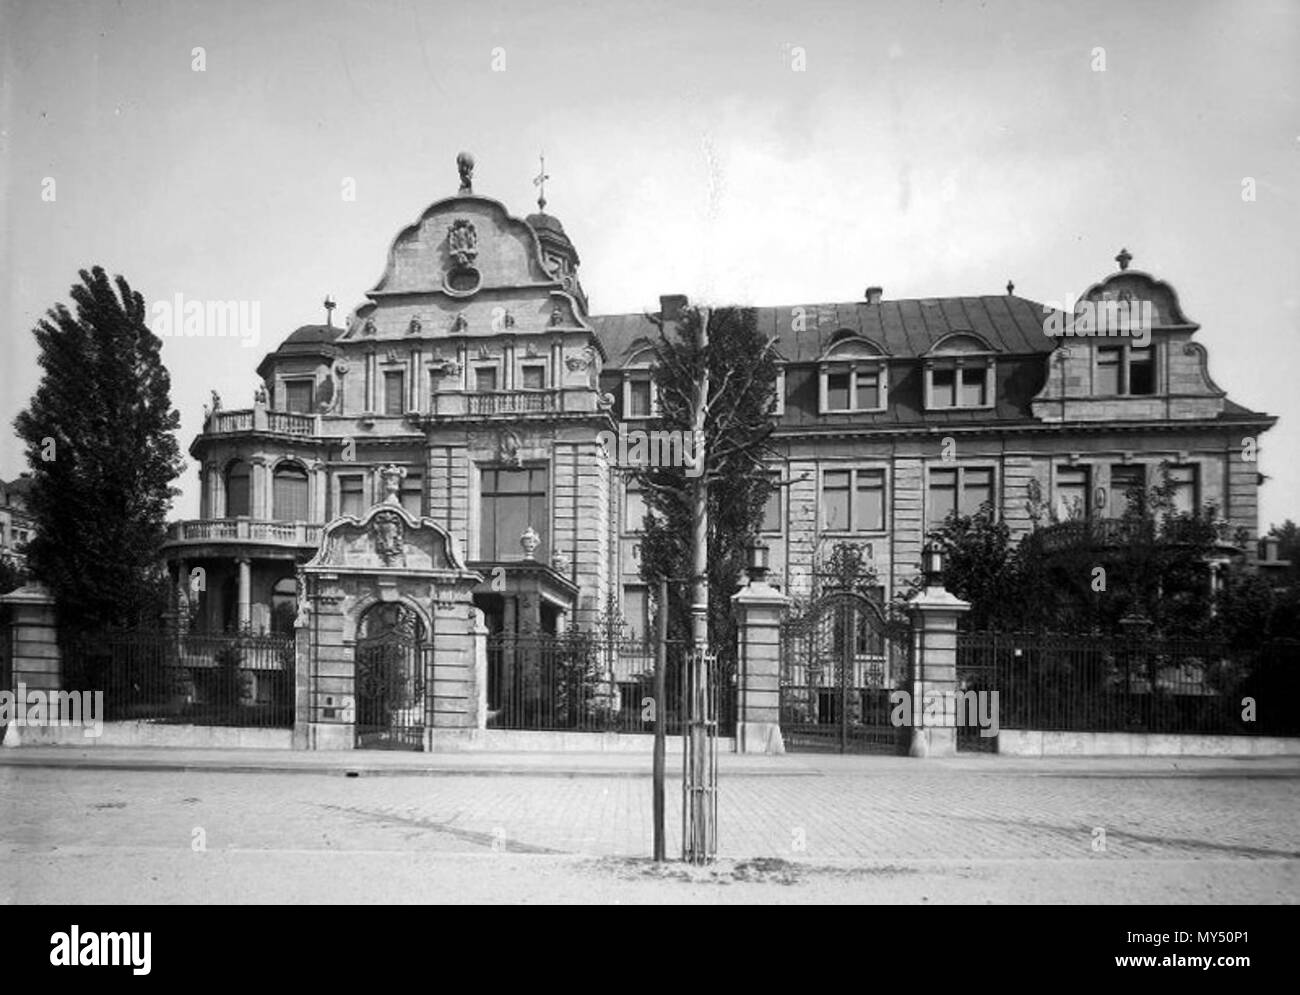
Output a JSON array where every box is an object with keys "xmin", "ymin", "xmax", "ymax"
[
  {"xmin": 467, "ymin": 390, "xmax": 559, "ymax": 416},
  {"xmin": 206, "ymin": 409, "xmax": 319, "ymax": 437},
  {"xmin": 164, "ymin": 519, "xmax": 323, "ymax": 549},
  {"xmin": 1036, "ymin": 517, "xmax": 1242, "ymax": 554}
]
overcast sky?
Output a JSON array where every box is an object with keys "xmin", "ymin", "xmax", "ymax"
[{"xmin": 1, "ymin": 0, "xmax": 1297, "ymax": 526}]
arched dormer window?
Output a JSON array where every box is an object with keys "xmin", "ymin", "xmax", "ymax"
[
  {"xmin": 819, "ymin": 334, "xmax": 888, "ymax": 414},
  {"xmin": 225, "ymin": 460, "xmax": 251, "ymax": 519},
  {"xmin": 622, "ymin": 345, "xmax": 658, "ymax": 419},
  {"xmin": 924, "ymin": 332, "xmax": 996, "ymax": 410},
  {"xmin": 272, "ymin": 460, "xmax": 309, "ymax": 521}
]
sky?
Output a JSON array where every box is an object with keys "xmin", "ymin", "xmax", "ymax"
[{"xmin": 1, "ymin": 0, "xmax": 1297, "ymax": 525}]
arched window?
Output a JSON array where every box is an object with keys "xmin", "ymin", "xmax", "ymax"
[
  {"xmin": 225, "ymin": 461, "xmax": 251, "ymax": 518},
  {"xmin": 273, "ymin": 462, "xmax": 309, "ymax": 521}
]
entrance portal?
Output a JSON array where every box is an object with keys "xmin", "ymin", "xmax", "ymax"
[{"xmin": 355, "ymin": 602, "xmax": 428, "ymax": 750}]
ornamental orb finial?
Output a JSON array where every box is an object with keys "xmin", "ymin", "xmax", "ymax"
[{"xmin": 457, "ymin": 151, "xmax": 475, "ymax": 193}]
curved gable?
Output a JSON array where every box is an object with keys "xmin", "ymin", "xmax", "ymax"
[{"xmin": 1077, "ymin": 270, "xmax": 1197, "ymax": 329}]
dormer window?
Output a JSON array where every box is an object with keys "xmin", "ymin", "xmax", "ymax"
[
  {"xmin": 1097, "ymin": 344, "xmax": 1155, "ymax": 396},
  {"xmin": 924, "ymin": 332, "xmax": 996, "ymax": 410},
  {"xmin": 818, "ymin": 335, "xmax": 888, "ymax": 414},
  {"xmin": 622, "ymin": 346, "xmax": 658, "ymax": 419}
]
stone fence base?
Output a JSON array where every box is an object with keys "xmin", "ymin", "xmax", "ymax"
[{"xmin": 997, "ymin": 729, "xmax": 1300, "ymax": 757}]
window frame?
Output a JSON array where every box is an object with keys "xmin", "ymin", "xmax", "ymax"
[
  {"xmin": 926, "ymin": 463, "xmax": 999, "ymax": 525},
  {"xmin": 280, "ymin": 377, "xmax": 316, "ymax": 414},
  {"xmin": 818, "ymin": 361, "xmax": 888, "ymax": 414},
  {"xmin": 924, "ymin": 357, "xmax": 996, "ymax": 411},
  {"xmin": 759, "ymin": 469, "xmax": 784, "ymax": 535},
  {"xmin": 382, "ymin": 369, "xmax": 406, "ymax": 416},
  {"xmin": 1095, "ymin": 343, "xmax": 1158, "ymax": 397},
  {"xmin": 820, "ymin": 466, "xmax": 888, "ymax": 534},
  {"xmin": 519, "ymin": 361, "xmax": 548, "ymax": 391},
  {"xmin": 1053, "ymin": 464, "xmax": 1092, "ymax": 520},
  {"xmin": 472, "ymin": 362, "xmax": 501, "ymax": 394}
]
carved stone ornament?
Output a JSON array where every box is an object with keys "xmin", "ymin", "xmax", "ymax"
[
  {"xmin": 477, "ymin": 343, "xmax": 492, "ymax": 361},
  {"xmin": 363, "ymin": 318, "xmax": 377, "ymax": 337},
  {"xmin": 565, "ymin": 354, "xmax": 589, "ymax": 372},
  {"xmin": 253, "ymin": 384, "xmax": 268, "ymax": 405},
  {"xmin": 408, "ymin": 316, "xmax": 422, "ymax": 335},
  {"xmin": 371, "ymin": 510, "xmax": 405, "ymax": 566},
  {"xmin": 520, "ymin": 526, "xmax": 541, "ymax": 560},
  {"xmin": 385, "ymin": 348, "xmax": 400, "ymax": 364},
  {"xmin": 596, "ymin": 391, "xmax": 615, "ymax": 410},
  {"xmin": 549, "ymin": 305, "xmax": 564, "ymax": 327},
  {"xmin": 379, "ymin": 463, "xmax": 407, "ymax": 504},
  {"xmin": 551, "ymin": 550, "xmax": 569, "ymax": 573},
  {"xmin": 447, "ymin": 219, "xmax": 478, "ymax": 267},
  {"xmin": 498, "ymin": 428, "xmax": 524, "ymax": 468},
  {"xmin": 451, "ymin": 313, "xmax": 469, "ymax": 333},
  {"xmin": 429, "ymin": 358, "xmax": 461, "ymax": 378},
  {"xmin": 524, "ymin": 341, "xmax": 537, "ymax": 358}
]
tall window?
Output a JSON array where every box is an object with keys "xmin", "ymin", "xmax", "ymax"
[
  {"xmin": 384, "ymin": 371, "xmax": 405, "ymax": 415},
  {"xmin": 623, "ymin": 585, "xmax": 650, "ymax": 642},
  {"xmin": 1055, "ymin": 466, "xmax": 1090, "ymax": 520},
  {"xmin": 283, "ymin": 379, "xmax": 313, "ymax": 413},
  {"xmin": 272, "ymin": 463, "xmax": 309, "ymax": 520},
  {"xmin": 1110, "ymin": 464, "xmax": 1146, "ymax": 516},
  {"xmin": 760, "ymin": 471, "xmax": 782, "ymax": 534},
  {"xmin": 929, "ymin": 466, "xmax": 995, "ymax": 522},
  {"xmin": 822, "ymin": 469, "xmax": 885, "ymax": 532},
  {"xmin": 624, "ymin": 481, "xmax": 648, "ymax": 534},
  {"xmin": 1098, "ymin": 345, "xmax": 1155, "ymax": 396},
  {"xmin": 225, "ymin": 461, "xmax": 251, "ymax": 518},
  {"xmin": 339, "ymin": 475, "xmax": 365, "ymax": 518},
  {"xmin": 480, "ymin": 467, "xmax": 548, "ymax": 560},
  {"xmin": 475, "ymin": 367, "xmax": 498, "ymax": 392},
  {"xmin": 400, "ymin": 473, "xmax": 423, "ymax": 517},
  {"xmin": 1166, "ymin": 465, "xmax": 1197, "ymax": 515},
  {"xmin": 626, "ymin": 378, "xmax": 653, "ymax": 418}
]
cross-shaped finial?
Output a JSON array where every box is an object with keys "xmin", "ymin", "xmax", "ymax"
[
  {"xmin": 324, "ymin": 295, "xmax": 336, "ymax": 328},
  {"xmin": 533, "ymin": 153, "xmax": 550, "ymax": 212},
  {"xmin": 1115, "ymin": 247, "xmax": 1132, "ymax": 271}
]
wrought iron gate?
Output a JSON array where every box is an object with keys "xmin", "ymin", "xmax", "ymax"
[
  {"xmin": 779, "ymin": 590, "xmax": 907, "ymax": 754},
  {"xmin": 355, "ymin": 603, "xmax": 427, "ymax": 750}
]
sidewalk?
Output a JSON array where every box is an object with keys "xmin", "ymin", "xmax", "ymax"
[{"xmin": 2, "ymin": 742, "xmax": 1296, "ymax": 778}]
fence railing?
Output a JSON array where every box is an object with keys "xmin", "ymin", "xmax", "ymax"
[
  {"xmin": 62, "ymin": 629, "xmax": 296, "ymax": 728},
  {"xmin": 485, "ymin": 633, "xmax": 720, "ymax": 735},
  {"xmin": 957, "ymin": 632, "xmax": 1300, "ymax": 744}
]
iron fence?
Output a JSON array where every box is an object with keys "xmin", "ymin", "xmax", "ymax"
[
  {"xmin": 486, "ymin": 633, "xmax": 719, "ymax": 735},
  {"xmin": 956, "ymin": 632, "xmax": 1300, "ymax": 748},
  {"xmin": 62, "ymin": 629, "xmax": 296, "ymax": 728}
]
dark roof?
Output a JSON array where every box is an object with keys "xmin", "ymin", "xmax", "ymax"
[
  {"xmin": 2, "ymin": 475, "xmax": 33, "ymax": 496},
  {"xmin": 591, "ymin": 296, "xmax": 1058, "ymax": 367},
  {"xmin": 526, "ymin": 212, "xmax": 568, "ymax": 238},
  {"xmin": 281, "ymin": 324, "xmax": 344, "ymax": 348}
]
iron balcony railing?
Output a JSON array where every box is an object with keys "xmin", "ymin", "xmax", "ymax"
[
  {"xmin": 1036, "ymin": 516, "xmax": 1239, "ymax": 553},
  {"xmin": 165, "ymin": 519, "xmax": 323, "ymax": 547}
]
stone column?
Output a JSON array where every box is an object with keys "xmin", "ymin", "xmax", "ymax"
[
  {"xmin": 904, "ymin": 584, "xmax": 970, "ymax": 758},
  {"xmin": 731, "ymin": 575, "xmax": 789, "ymax": 755},
  {"xmin": 1, "ymin": 583, "xmax": 61, "ymax": 746},
  {"xmin": 237, "ymin": 557, "xmax": 252, "ymax": 631}
]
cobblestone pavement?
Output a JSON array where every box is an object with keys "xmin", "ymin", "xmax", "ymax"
[{"xmin": 2, "ymin": 751, "xmax": 1298, "ymax": 903}]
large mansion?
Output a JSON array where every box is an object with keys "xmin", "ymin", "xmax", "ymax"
[{"xmin": 160, "ymin": 154, "xmax": 1277, "ymax": 644}]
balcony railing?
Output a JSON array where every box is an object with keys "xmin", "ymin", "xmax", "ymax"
[
  {"xmin": 467, "ymin": 390, "xmax": 559, "ymax": 416},
  {"xmin": 1037, "ymin": 516, "xmax": 1239, "ymax": 553},
  {"xmin": 166, "ymin": 519, "xmax": 323, "ymax": 547},
  {"xmin": 206, "ymin": 409, "xmax": 318, "ymax": 436}
]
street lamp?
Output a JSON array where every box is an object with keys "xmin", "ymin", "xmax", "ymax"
[
  {"xmin": 745, "ymin": 538, "xmax": 770, "ymax": 584},
  {"xmin": 922, "ymin": 540, "xmax": 944, "ymax": 588}
]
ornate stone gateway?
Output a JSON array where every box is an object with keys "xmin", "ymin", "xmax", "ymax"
[
  {"xmin": 779, "ymin": 590, "xmax": 909, "ymax": 754},
  {"xmin": 295, "ymin": 465, "xmax": 485, "ymax": 751},
  {"xmin": 354, "ymin": 603, "xmax": 428, "ymax": 750}
]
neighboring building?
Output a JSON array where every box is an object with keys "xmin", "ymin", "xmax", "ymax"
[
  {"xmin": 0, "ymin": 473, "xmax": 35, "ymax": 570},
  {"xmin": 161, "ymin": 155, "xmax": 1277, "ymax": 653}
]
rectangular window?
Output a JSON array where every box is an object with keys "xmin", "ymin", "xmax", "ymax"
[
  {"xmin": 960, "ymin": 367, "xmax": 987, "ymax": 406},
  {"xmin": 963, "ymin": 467, "xmax": 993, "ymax": 515},
  {"xmin": 928, "ymin": 468, "xmax": 958, "ymax": 523},
  {"xmin": 400, "ymin": 473, "xmax": 423, "ymax": 517},
  {"xmin": 480, "ymin": 467, "xmax": 548, "ymax": 561},
  {"xmin": 823, "ymin": 469, "xmax": 885, "ymax": 532},
  {"xmin": 1055, "ymin": 466, "xmax": 1090, "ymax": 520},
  {"xmin": 931, "ymin": 368, "xmax": 957, "ymax": 407},
  {"xmin": 627, "ymin": 379, "xmax": 653, "ymax": 418},
  {"xmin": 339, "ymin": 475, "xmax": 365, "ymax": 518},
  {"xmin": 1128, "ymin": 346, "xmax": 1154, "ymax": 395},
  {"xmin": 475, "ymin": 366, "xmax": 498, "ymax": 393},
  {"xmin": 284, "ymin": 379, "xmax": 313, "ymax": 414},
  {"xmin": 1097, "ymin": 347, "xmax": 1122, "ymax": 395},
  {"xmin": 383, "ymin": 371, "xmax": 405, "ymax": 415},
  {"xmin": 623, "ymin": 586, "xmax": 650, "ymax": 642},
  {"xmin": 624, "ymin": 482, "xmax": 648, "ymax": 534},
  {"xmin": 855, "ymin": 371, "xmax": 880, "ymax": 410},
  {"xmin": 521, "ymin": 365, "xmax": 546, "ymax": 390},
  {"xmin": 1110, "ymin": 464, "xmax": 1145, "ymax": 516},
  {"xmin": 760, "ymin": 472, "xmax": 783, "ymax": 533},
  {"xmin": 1166, "ymin": 465, "xmax": 1197, "ymax": 515},
  {"xmin": 826, "ymin": 372, "xmax": 851, "ymax": 411}
]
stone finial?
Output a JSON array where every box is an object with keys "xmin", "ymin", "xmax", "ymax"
[
  {"xmin": 379, "ymin": 463, "xmax": 406, "ymax": 504},
  {"xmin": 324, "ymin": 295, "xmax": 336, "ymax": 328},
  {"xmin": 457, "ymin": 151, "xmax": 475, "ymax": 194},
  {"xmin": 1115, "ymin": 247, "xmax": 1132, "ymax": 271}
]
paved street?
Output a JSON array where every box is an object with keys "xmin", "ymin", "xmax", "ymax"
[{"xmin": 2, "ymin": 748, "xmax": 1298, "ymax": 903}]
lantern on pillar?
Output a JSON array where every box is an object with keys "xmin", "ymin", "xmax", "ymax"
[
  {"xmin": 745, "ymin": 538, "xmax": 770, "ymax": 584},
  {"xmin": 922, "ymin": 541, "xmax": 944, "ymax": 588}
]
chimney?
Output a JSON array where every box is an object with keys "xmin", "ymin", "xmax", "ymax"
[
  {"xmin": 864, "ymin": 286, "xmax": 883, "ymax": 305},
  {"xmin": 659, "ymin": 294, "xmax": 689, "ymax": 323}
]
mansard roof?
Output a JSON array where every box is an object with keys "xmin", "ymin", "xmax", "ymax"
[{"xmin": 592, "ymin": 295, "xmax": 1058, "ymax": 369}]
